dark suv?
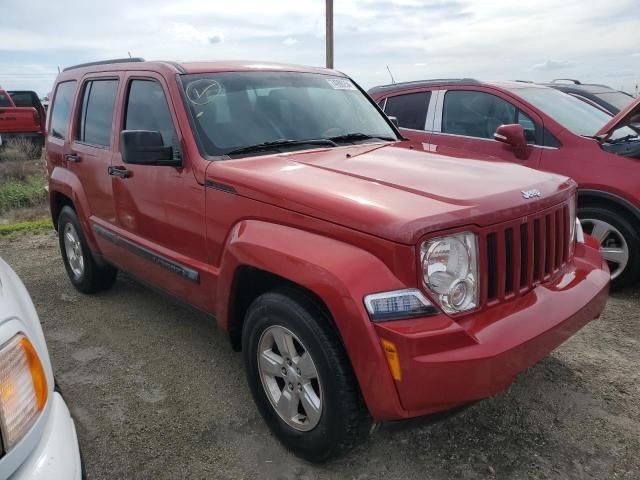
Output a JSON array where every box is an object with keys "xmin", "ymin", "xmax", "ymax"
[{"xmin": 544, "ymin": 79, "xmax": 635, "ymax": 115}]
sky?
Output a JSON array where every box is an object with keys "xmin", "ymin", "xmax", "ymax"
[{"xmin": 1, "ymin": 0, "xmax": 639, "ymax": 98}]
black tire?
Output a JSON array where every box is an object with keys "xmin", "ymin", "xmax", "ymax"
[
  {"xmin": 242, "ymin": 288, "xmax": 372, "ymax": 462},
  {"xmin": 58, "ymin": 206, "xmax": 117, "ymax": 293},
  {"xmin": 579, "ymin": 206, "xmax": 640, "ymax": 291}
]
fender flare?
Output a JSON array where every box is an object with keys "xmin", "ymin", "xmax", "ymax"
[
  {"xmin": 49, "ymin": 166, "xmax": 100, "ymax": 251},
  {"xmin": 216, "ymin": 219, "xmax": 408, "ymax": 419}
]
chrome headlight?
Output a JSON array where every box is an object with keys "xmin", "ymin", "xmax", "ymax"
[{"xmin": 420, "ymin": 232, "xmax": 479, "ymax": 314}]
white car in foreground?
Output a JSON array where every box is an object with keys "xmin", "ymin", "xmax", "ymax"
[{"xmin": 0, "ymin": 258, "xmax": 83, "ymax": 479}]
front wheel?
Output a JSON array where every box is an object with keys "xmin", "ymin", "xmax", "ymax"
[
  {"xmin": 242, "ymin": 289, "xmax": 372, "ymax": 462},
  {"xmin": 580, "ymin": 206, "xmax": 640, "ymax": 291}
]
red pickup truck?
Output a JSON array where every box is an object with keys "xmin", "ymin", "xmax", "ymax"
[
  {"xmin": 0, "ymin": 88, "xmax": 45, "ymax": 157},
  {"xmin": 46, "ymin": 59, "xmax": 609, "ymax": 462}
]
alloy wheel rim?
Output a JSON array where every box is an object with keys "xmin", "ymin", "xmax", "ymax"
[
  {"xmin": 63, "ymin": 223, "xmax": 84, "ymax": 279},
  {"xmin": 257, "ymin": 325, "xmax": 323, "ymax": 431},
  {"xmin": 581, "ymin": 218, "xmax": 629, "ymax": 280}
]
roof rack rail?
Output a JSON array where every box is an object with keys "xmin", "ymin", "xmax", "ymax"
[
  {"xmin": 63, "ymin": 57, "xmax": 145, "ymax": 72},
  {"xmin": 369, "ymin": 78, "xmax": 480, "ymax": 93},
  {"xmin": 513, "ymin": 79, "xmax": 534, "ymax": 83},
  {"xmin": 551, "ymin": 78, "xmax": 581, "ymax": 85}
]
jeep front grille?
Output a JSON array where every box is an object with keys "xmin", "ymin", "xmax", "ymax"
[{"xmin": 481, "ymin": 202, "xmax": 571, "ymax": 305}]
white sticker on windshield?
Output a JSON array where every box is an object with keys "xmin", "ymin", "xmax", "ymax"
[{"xmin": 326, "ymin": 78, "xmax": 357, "ymax": 90}]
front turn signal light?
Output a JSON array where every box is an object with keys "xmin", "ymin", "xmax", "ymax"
[
  {"xmin": 0, "ymin": 334, "xmax": 48, "ymax": 450},
  {"xmin": 381, "ymin": 338, "xmax": 402, "ymax": 381}
]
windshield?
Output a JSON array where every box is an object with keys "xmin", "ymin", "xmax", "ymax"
[
  {"xmin": 179, "ymin": 71, "xmax": 397, "ymax": 157},
  {"xmin": 594, "ymin": 91, "xmax": 634, "ymax": 112},
  {"xmin": 512, "ymin": 87, "xmax": 637, "ymax": 140}
]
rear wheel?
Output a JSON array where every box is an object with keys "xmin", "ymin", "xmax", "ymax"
[
  {"xmin": 242, "ymin": 289, "xmax": 372, "ymax": 462},
  {"xmin": 58, "ymin": 206, "xmax": 117, "ymax": 293},
  {"xmin": 580, "ymin": 206, "xmax": 640, "ymax": 291}
]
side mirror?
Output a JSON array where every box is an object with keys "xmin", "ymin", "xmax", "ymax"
[
  {"xmin": 387, "ymin": 115, "xmax": 399, "ymax": 128},
  {"xmin": 494, "ymin": 124, "xmax": 529, "ymax": 158},
  {"xmin": 120, "ymin": 130, "xmax": 179, "ymax": 166}
]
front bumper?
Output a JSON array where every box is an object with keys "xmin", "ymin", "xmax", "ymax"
[
  {"xmin": 370, "ymin": 240, "xmax": 609, "ymax": 419},
  {"xmin": 8, "ymin": 393, "xmax": 83, "ymax": 480}
]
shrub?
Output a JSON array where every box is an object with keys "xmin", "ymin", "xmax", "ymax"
[
  {"xmin": 0, "ymin": 175, "xmax": 47, "ymax": 214},
  {"xmin": 0, "ymin": 138, "xmax": 42, "ymax": 162}
]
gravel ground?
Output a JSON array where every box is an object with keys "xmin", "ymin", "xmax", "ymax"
[{"xmin": 1, "ymin": 231, "xmax": 639, "ymax": 480}]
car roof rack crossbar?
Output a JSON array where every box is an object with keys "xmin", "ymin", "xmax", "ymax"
[
  {"xmin": 551, "ymin": 78, "xmax": 581, "ymax": 85},
  {"xmin": 63, "ymin": 57, "xmax": 146, "ymax": 72}
]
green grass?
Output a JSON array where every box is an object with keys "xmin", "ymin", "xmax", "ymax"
[
  {"xmin": 0, "ymin": 175, "xmax": 47, "ymax": 214},
  {"xmin": 0, "ymin": 219, "xmax": 52, "ymax": 236}
]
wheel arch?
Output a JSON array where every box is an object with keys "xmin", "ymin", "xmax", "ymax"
[
  {"xmin": 215, "ymin": 219, "xmax": 408, "ymax": 420},
  {"xmin": 578, "ymin": 189, "xmax": 640, "ymax": 227}
]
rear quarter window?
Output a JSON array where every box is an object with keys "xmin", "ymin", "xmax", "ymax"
[{"xmin": 50, "ymin": 81, "xmax": 77, "ymax": 139}]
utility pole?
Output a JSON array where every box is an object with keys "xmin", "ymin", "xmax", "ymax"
[{"xmin": 326, "ymin": 0, "xmax": 334, "ymax": 69}]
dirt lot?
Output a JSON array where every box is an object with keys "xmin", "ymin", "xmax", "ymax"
[{"xmin": 1, "ymin": 231, "xmax": 638, "ymax": 479}]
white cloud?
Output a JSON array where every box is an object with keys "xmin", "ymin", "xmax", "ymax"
[
  {"xmin": 531, "ymin": 59, "xmax": 578, "ymax": 71},
  {"xmin": 1, "ymin": 0, "xmax": 639, "ymax": 94}
]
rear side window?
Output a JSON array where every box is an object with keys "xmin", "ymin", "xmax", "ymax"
[
  {"xmin": 124, "ymin": 80, "xmax": 177, "ymax": 148},
  {"xmin": 384, "ymin": 92, "xmax": 430, "ymax": 130},
  {"xmin": 77, "ymin": 79, "xmax": 119, "ymax": 147},
  {"xmin": 50, "ymin": 81, "xmax": 77, "ymax": 139}
]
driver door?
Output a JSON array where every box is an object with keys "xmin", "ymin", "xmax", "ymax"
[
  {"xmin": 429, "ymin": 88, "xmax": 543, "ymax": 167},
  {"xmin": 103, "ymin": 72, "xmax": 210, "ymax": 309}
]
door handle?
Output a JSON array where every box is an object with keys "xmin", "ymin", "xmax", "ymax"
[
  {"xmin": 108, "ymin": 166, "xmax": 130, "ymax": 178},
  {"xmin": 64, "ymin": 153, "xmax": 81, "ymax": 163}
]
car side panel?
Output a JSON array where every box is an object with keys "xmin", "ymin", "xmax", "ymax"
[{"xmin": 215, "ymin": 219, "xmax": 410, "ymax": 420}]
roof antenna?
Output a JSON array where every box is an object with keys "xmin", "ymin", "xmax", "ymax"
[
  {"xmin": 57, "ymin": 66, "xmax": 60, "ymax": 73},
  {"xmin": 128, "ymin": 51, "xmax": 132, "ymax": 58},
  {"xmin": 386, "ymin": 65, "xmax": 396, "ymax": 84}
]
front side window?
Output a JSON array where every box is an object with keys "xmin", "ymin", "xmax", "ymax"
[
  {"xmin": 443, "ymin": 90, "xmax": 516, "ymax": 139},
  {"xmin": 50, "ymin": 81, "xmax": 77, "ymax": 139},
  {"xmin": 77, "ymin": 79, "xmax": 119, "ymax": 147},
  {"xmin": 124, "ymin": 80, "xmax": 177, "ymax": 150},
  {"xmin": 179, "ymin": 72, "xmax": 398, "ymax": 158},
  {"xmin": 384, "ymin": 92, "xmax": 430, "ymax": 130}
]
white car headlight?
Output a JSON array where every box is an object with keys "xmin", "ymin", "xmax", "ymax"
[
  {"xmin": 0, "ymin": 334, "xmax": 48, "ymax": 450},
  {"xmin": 421, "ymin": 232, "xmax": 479, "ymax": 314}
]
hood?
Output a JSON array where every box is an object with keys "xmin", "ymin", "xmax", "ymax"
[
  {"xmin": 206, "ymin": 144, "xmax": 575, "ymax": 245},
  {"xmin": 596, "ymin": 95, "xmax": 640, "ymax": 139}
]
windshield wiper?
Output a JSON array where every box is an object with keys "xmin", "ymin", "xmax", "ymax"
[
  {"xmin": 604, "ymin": 134, "xmax": 640, "ymax": 145},
  {"xmin": 224, "ymin": 138, "xmax": 337, "ymax": 157},
  {"xmin": 327, "ymin": 132, "xmax": 397, "ymax": 143}
]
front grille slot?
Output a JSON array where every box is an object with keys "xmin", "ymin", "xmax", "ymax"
[{"xmin": 483, "ymin": 201, "xmax": 572, "ymax": 305}]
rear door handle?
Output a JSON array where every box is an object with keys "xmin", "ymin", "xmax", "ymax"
[
  {"xmin": 64, "ymin": 153, "xmax": 81, "ymax": 163},
  {"xmin": 108, "ymin": 166, "xmax": 130, "ymax": 178}
]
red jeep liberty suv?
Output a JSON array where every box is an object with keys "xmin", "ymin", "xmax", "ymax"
[{"xmin": 45, "ymin": 59, "xmax": 609, "ymax": 462}]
